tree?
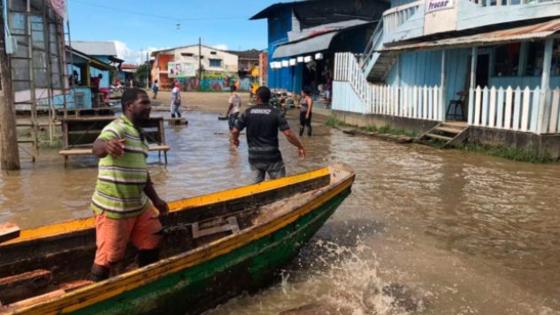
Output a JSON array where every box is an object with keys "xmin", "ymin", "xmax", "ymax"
[{"xmin": 134, "ymin": 64, "xmax": 150, "ymax": 87}]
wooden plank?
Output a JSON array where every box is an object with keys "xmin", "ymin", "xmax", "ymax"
[
  {"xmin": 512, "ymin": 88, "xmax": 522, "ymax": 130},
  {"xmin": 192, "ymin": 217, "xmax": 239, "ymax": 239},
  {"xmin": 481, "ymin": 87, "xmax": 489, "ymax": 127},
  {"xmin": 0, "ymin": 223, "xmax": 20, "ymax": 243},
  {"xmin": 530, "ymin": 87, "xmax": 540, "ymax": 133},
  {"xmin": 549, "ymin": 89, "xmax": 560, "ymax": 133},
  {"xmin": 474, "ymin": 86, "xmax": 482, "ymax": 126},
  {"xmin": 149, "ymin": 145, "xmax": 171, "ymax": 152},
  {"xmin": 423, "ymin": 86, "xmax": 428, "ymax": 119},
  {"xmin": 58, "ymin": 149, "xmax": 93, "ymax": 156},
  {"xmin": 521, "ymin": 87, "xmax": 531, "ymax": 132},
  {"xmin": 428, "ymin": 87, "xmax": 433, "ymax": 120},
  {"xmin": 413, "ymin": 86, "xmax": 418, "ymax": 119},
  {"xmin": 489, "ymin": 87, "xmax": 497, "ymax": 128},
  {"xmin": 504, "ymin": 87, "xmax": 513, "ymax": 129},
  {"xmin": 0, "ymin": 269, "xmax": 52, "ymax": 304},
  {"xmin": 468, "ymin": 88, "xmax": 474, "ymax": 125}
]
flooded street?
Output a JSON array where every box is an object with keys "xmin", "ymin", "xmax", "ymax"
[{"xmin": 1, "ymin": 109, "xmax": 560, "ymax": 314}]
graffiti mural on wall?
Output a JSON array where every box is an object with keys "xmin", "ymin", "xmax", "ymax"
[{"xmin": 175, "ymin": 72, "xmax": 256, "ymax": 92}]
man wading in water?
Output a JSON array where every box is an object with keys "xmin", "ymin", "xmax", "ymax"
[
  {"xmin": 89, "ymin": 88, "xmax": 169, "ymax": 281},
  {"xmin": 231, "ymin": 86, "xmax": 306, "ymax": 183}
]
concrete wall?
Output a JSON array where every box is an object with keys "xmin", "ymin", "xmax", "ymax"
[
  {"xmin": 333, "ymin": 109, "xmax": 560, "ymax": 159},
  {"xmin": 469, "ymin": 127, "xmax": 560, "ymax": 159},
  {"xmin": 332, "ymin": 110, "xmax": 439, "ymax": 134}
]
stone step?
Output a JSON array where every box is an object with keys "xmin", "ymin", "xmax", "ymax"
[
  {"xmin": 425, "ymin": 133, "xmax": 453, "ymax": 142},
  {"xmin": 433, "ymin": 126, "xmax": 463, "ymax": 135}
]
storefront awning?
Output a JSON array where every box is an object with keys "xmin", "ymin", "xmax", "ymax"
[
  {"xmin": 382, "ymin": 18, "xmax": 560, "ymax": 52},
  {"xmin": 272, "ymin": 31, "xmax": 339, "ymax": 59}
]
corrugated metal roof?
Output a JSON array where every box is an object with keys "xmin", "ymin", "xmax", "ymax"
[
  {"xmin": 273, "ymin": 32, "xmax": 338, "ymax": 59},
  {"xmin": 71, "ymin": 41, "xmax": 118, "ymax": 57},
  {"xmin": 382, "ymin": 18, "xmax": 560, "ymax": 52},
  {"xmin": 272, "ymin": 20, "xmax": 374, "ymax": 59}
]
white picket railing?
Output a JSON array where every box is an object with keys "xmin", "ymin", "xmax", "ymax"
[
  {"xmin": 468, "ymin": 86, "xmax": 560, "ymax": 134},
  {"xmin": 334, "ymin": 52, "xmax": 560, "ymax": 134},
  {"xmin": 334, "ymin": 52, "xmax": 443, "ymax": 121}
]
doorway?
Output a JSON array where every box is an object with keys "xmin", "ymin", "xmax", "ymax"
[{"xmin": 476, "ymin": 54, "xmax": 490, "ymax": 88}]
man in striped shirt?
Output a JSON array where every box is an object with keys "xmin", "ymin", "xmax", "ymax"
[{"xmin": 89, "ymin": 88, "xmax": 169, "ymax": 282}]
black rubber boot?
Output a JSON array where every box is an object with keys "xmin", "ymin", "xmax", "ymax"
[
  {"xmin": 177, "ymin": 112, "xmax": 182, "ymax": 118},
  {"xmin": 138, "ymin": 249, "xmax": 160, "ymax": 267},
  {"xmin": 299, "ymin": 127, "xmax": 304, "ymax": 137},
  {"xmin": 171, "ymin": 113, "xmax": 176, "ymax": 118},
  {"xmin": 308, "ymin": 125, "xmax": 312, "ymax": 136},
  {"xmin": 89, "ymin": 264, "xmax": 110, "ymax": 282}
]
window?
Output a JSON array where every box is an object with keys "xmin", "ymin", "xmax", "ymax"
[
  {"xmin": 181, "ymin": 53, "xmax": 194, "ymax": 57},
  {"xmin": 494, "ymin": 43, "xmax": 520, "ymax": 77},
  {"xmin": 210, "ymin": 51, "xmax": 217, "ymax": 55},
  {"xmin": 209, "ymin": 59, "xmax": 222, "ymax": 68}
]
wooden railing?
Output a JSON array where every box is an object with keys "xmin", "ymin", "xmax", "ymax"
[
  {"xmin": 468, "ymin": 86, "xmax": 560, "ymax": 134},
  {"xmin": 382, "ymin": 0, "xmax": 422, "ymax": 34}
]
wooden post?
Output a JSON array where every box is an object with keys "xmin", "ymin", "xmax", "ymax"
[
  {"xmin": 0, "ymin": 11, "xmax": 21, "ymax": 170},
  {"xmin": 440, "ymin": 50, "xmax": 447, "ymax": 121},
  {"xmin": 537, "ymin": 38, "xmax": 554, "ymax": 134}
]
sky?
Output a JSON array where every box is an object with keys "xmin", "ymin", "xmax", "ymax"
[{"xmin": 67, "ymin": 0, "xmax": 279, "ymax": 63}]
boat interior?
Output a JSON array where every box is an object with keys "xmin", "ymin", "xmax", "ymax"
[{"xmin": 0, "ymin": 165, "xmax": 352, "ymax": 311}]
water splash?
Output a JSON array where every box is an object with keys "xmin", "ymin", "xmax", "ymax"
[{"xmin": 205, "ymin": 239, "xmax": 426, "ymax": 315}]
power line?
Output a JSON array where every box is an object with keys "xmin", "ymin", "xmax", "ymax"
[{"xmin": 71, "ymin": 0, "xmax": 248, "ymax": 22}]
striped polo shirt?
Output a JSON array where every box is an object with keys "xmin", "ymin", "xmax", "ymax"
[{"xmin": 90, "ymin": 115, "xmax": 150, "ymax": 219}]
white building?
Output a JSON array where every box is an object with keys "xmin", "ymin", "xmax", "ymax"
[{"xmin": 151, "ymin": 45, "xmax": 239, "ymax": 88}]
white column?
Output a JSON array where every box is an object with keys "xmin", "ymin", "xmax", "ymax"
[
  {"xmin": 541, "ymin": 39, "xmax": 553, "ymax": 91},
  {"xmin": 396, "ymin": 54, "xmax": 401, "ymax": 86},
  {"xmin": 440, "ymin": 50, "xmax": 447, "ymax": 121},
  {"xmin": 470, "ymin": 47, "xmax": 478, "ymax": 89},
  {"xmin": 538, "ymin": 38, "xmax": 554, "ymax": 134}
]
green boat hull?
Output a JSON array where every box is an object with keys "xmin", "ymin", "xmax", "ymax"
[{"xmin": 74, "ymin": 189, "xmax": 351, "ymax": 315}]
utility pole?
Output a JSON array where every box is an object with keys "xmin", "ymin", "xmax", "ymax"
[
  {"xmin": 198, "ymin": 37, "xmax": 202, "ymax": 91},
  {"xmin": 0, "ymin": 11, "xmax": 21, "ymax": 170}
]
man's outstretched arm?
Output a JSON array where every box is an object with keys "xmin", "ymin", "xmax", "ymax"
[{"xmin": 282, "ymin": 129, "xmax": 305, "ymax": 158}]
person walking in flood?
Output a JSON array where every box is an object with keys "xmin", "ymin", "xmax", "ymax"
[
  {"xmin": 89, "ymin": 88, "xmax": 169, "ymax": 282},
  {"xmin": 299, "ymin": 87, "xmax": 314, "ymax": 136},
  {"xmin": 231, "ymin": 86, "xmax": 306, "ymax": 183},
  {"xmin": 151, "ymin": 80, "xmax": 159, "ymax": 99},
  {"xmin": 170, "ymin": 82, "xmax": 182, "ymax": 118},
  {"xmin": 226, "ymin": 85, "xmax": 242, "ymax": 131}
]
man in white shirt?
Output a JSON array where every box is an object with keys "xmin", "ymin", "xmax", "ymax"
[
  {"xmin": 226, "ymin": 86, "xmax": 242, "ymax": 130},
  {"xmin": 170, "ymin": 82, "xmax": 182, "ymax": 118}
]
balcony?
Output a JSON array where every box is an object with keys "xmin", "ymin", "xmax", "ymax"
[{"xmin": 382, "ymin": 0, "xmax": 560, "ymax": 44}]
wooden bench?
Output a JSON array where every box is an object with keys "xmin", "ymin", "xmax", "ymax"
[{"xmin": 59, "ymin": 116, "xmax": 170, "ymax": 166}]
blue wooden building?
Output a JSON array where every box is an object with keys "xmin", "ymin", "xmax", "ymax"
[
  {"xmin": 251, "ymin": 0, "xmax": 388, "ymax": 94},
  {"xmin": 332, "ymin": 0, "xmax": 560, "ymax": 157}
]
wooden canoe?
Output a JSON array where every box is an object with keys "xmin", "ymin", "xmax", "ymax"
[{"xmin": 0, "ymin": 164, "xmax": 355, "ymax": 315}]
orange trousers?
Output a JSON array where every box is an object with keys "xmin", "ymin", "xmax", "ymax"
[{"xmin": 94, "ymin": 209, "xmax": 162, "ymax": 268}]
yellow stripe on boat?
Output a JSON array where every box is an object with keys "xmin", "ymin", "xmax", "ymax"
[{"xmin": 3, "ymin": 167, "xmax": 330, "ymax": 246}]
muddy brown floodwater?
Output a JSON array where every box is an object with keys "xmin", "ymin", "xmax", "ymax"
[{"xmin": 1, "ymin": 107, "xmax": 560, "ymax": 315}]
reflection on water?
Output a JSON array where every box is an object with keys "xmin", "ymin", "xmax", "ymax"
[{"xmin": 1, "ymin": 111, "xmax": 560, "ymax": 314}]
